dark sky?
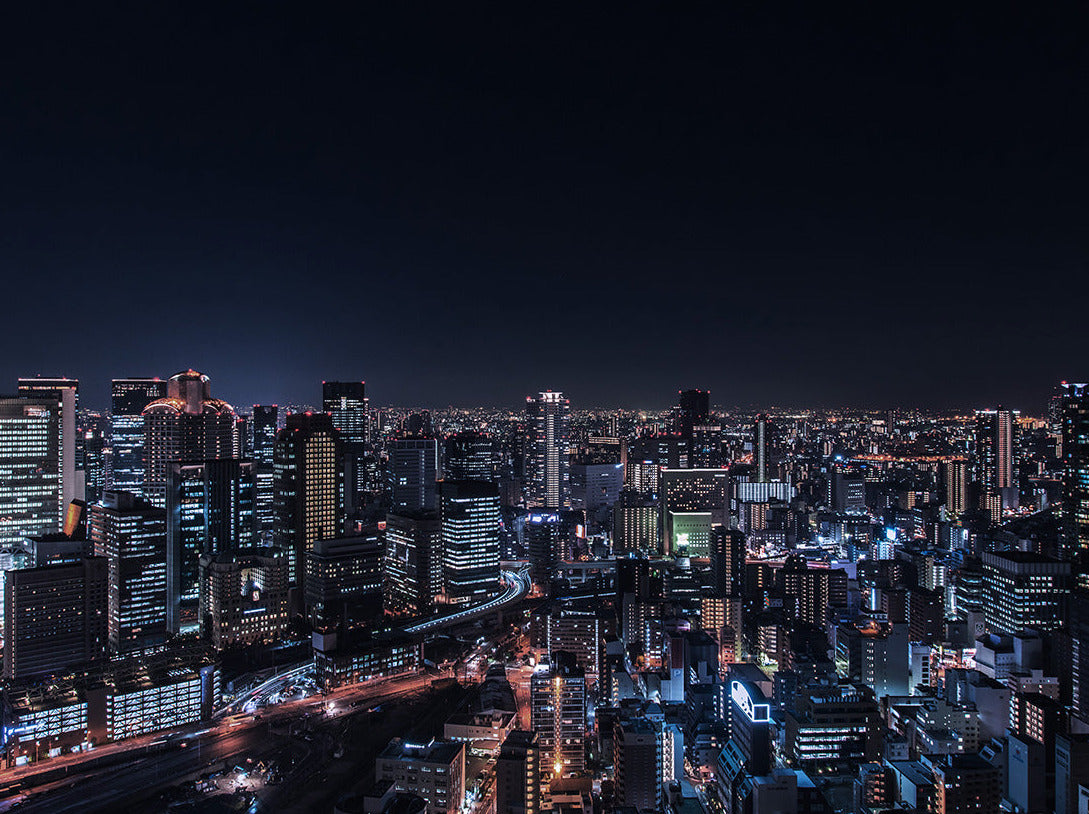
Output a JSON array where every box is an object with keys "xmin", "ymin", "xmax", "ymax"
[{"xmin": 1, "ymin": 4, "xmax": 1086, "ymax": 412}]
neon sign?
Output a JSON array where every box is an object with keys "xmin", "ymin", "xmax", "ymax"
[{"xmin": 731, "ymin": 680, "xmax": 770, "ymax": 723}]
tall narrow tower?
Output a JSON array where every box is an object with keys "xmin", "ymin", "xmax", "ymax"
[{"xmin": 526, "ymin": 391, "xmax": 570, "ymax": 509}]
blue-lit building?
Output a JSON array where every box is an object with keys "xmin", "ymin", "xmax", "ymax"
[
  {"xmin": 166, "ymin": 458, "xmax": 256, "ymax": 633},
  {"xmin": 108, "ymin": 378, "xmax": 167, "ymax": 497}
]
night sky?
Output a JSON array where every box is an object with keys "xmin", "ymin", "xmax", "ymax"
[{"xmin": 2, "ymin": 4, "xmax": 1086, "ymax": 412}]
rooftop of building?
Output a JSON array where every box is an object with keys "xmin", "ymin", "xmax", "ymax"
[{"xmin": 378, "ymin": 738, "xmax": 464, "ymax": 765}]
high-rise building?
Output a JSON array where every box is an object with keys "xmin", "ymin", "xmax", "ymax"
[
  {"xmin": 166, "ymin": 459, "xmax": 256, "ymax": 633},
  {"xmin": 273, "ymin": 412, "xmax": 343, "ymax": 585},
  {"xmin": 659, "ymin": 468, "xmax": 729, "ymax": 556},
  {"xmin": 250, "ymin": 405, "xmax": 278, "ymax": 466},
  {"xmin": 375, "ymin": 738, "xmax": 465, "ymax": 814},
  {"xmin": 83, "ymin": 427, "xmax": 107, "ymax": 504},
  {"xmin": 17, "ymin": 378, "xmax": 78, "ymax": 505},
  {"xmin": 88, "ymin": 491, "xmax": 168, "ymax": 654},
  {"xmin": 496, "ymin": 730, "xmax": 540, "ymax": 814},
  {"xmin": 142, "ymin": 370, "xmax": 237, "ymax": 507},
  {"xmin": 440, "ymin": 480, "xmax": 500, "ymax": 601},
  {"xmin": 614, "ymin": 717, "xmax": 663, "ymax": 811},
  {"xmin": 305, "ymin": 531, "xmax": 383, "ymax": 624},
  {"xmin": 384, "ymin": 510, "xmax": 443, "ymax": 617},
  {"xmin": 526, "ymin": 391, "xmax": 570, "ymax": 509},
  {"xmin": 530, "ymin": 651, "xmax": 586, "ymax": 780},
  {"xmin": 444, "ymin": 431, "xmax": 493, "ymax": 481},
  {"xmin": 323, "ymin": 381, "xmax": 367, "ymax": 508},
  {"xmin": 942, "ymin": 459, "xmax": 969, "ymax": 518},
  {"xmin": 982, "ymin": 551, "xmax": 1070, "ymax": 635},
  {"xmin": 109, "ymin": 378, "xmax": 167, "ymax": 496},
  {"xmin": 613, "ymin": 491, "xmax": 660, "ymax": 556},
  {"xmin": 710, "ymin": 525, "xmax": 746, "ymax": 598},
  {"xmin": 677, "ymin": 389, "xmax": 710, "ymax": 437},
  {"xmin": 390, "ymin": 437, "xmax": 439, "ymax": 512},
  {"xmin": 1061, "ymin": 383, "xmax": 1089, "ymax": 557},
  {"xmin": 931, "ymin": 754, "xmax": 1001, "ymax": 814},
  {"xmin": 525, "ymin": 511, "xmax": 562, "ymax": 586},
  {"xmin": 3, "ymin": 556, "xmax": 108, "ymax": 680},
  {"xmin": 753, "ymin": 413, "xmax": 769, "ymax": 483},
  {"xmin": 0, "ymin": 396, "xmax": 65, "ymax": 547},
  {"xmin": 973, "ymin": 407, "xmax": 1020, "ymax": 514},
  {"xmin": 199, "ymin": 547, "xmax": 289, "ymax": 650}
]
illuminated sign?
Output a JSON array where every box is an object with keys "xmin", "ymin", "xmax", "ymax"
[{"xmin": 731, "ymin": 680, "xmax": 770, "ymax": 723}]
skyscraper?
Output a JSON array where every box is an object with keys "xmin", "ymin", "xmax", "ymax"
[
  {"xmin": 249, "ymin": 405, "xmax": 279, "ymax": 541},
  {"xmin": 250, "ymin": 405, "xmax": 278, "ymax": 466},
  {"xmin": 1061, "ymin": 383, "xmax": 1089, "ymax": 557},
  {"xmin": 942, "ymin": 458, "xmax": 969, "ymax": 518},
  {"xmin": 444, "ymin": 431, "xmax": 494, "ymax": 480},
  {"xmin": 109, "ymin": 377, "xmax": 167, "ymax": 496},
  {"xmin": 389, "ymin": 437, "xmax": 439, "ymax": 512},
  {"xmin": 166, "ymin": 459, "xmax": 256, "ymax": 632},
  {"xmin": 88, "ymin": 490, "xmax": 168, "ymax": 653},
  {"xmin": 677, "ymin": 389, "xmax": 710, "ymax": 437},
  {"xmin": 0, "ymin": 396, "xmax": 65, "ymax": 546},
  {"xmin": 323, "ymin": 381, "xmax": 367, "ymax": 508},
  {"xmin": 384, "ymin": 510, "xmax": 443, "ymax": 616},
  {"xmin": 274, "ymin": 412, "xmax": 343, "ymax": 585},
  {"xmin": 526, "ymin": 391, "xmax": 570, "ymax": 509},
  {"xmin": 142, "ymin": 370, "xmax": 237, "ymax": 507},
  {"xmin": 530, "ymin": 651, "xmax": 586, "ymax": 781},
  {"xmin": 440, "ymin": 479, "xmax": 500, "ymax": 601},
  {"xmin": 3, "ymin": 556, "xmax": 108, "ymax": 681},
  {"xmin": 973, "ymin": 407, "xmax": 1020, "ymax": 514},
  {"xmin": 753, "ymin": 413, "xmax": 769, "ymax": 483},
  {"xmin": 659, "ymin": 468, "xmax": 729, "ymax": 556},
  {"xmin": 710, "ymin": 525, "xmax": 746, "ymax": 598},
  {"xmin": 17, "ymin": 378, "xmax": 79, "ymax": 506}
]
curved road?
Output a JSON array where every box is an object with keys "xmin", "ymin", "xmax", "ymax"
[{"xmin": 402, "ymin": 568, "xmax": 530, "ymax": 634}]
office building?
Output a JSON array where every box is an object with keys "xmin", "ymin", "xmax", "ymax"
[
  {"xmin": 376, "ymin": 738, "xmax": 466, "ymax": 814},
  {"xmin": 659, "ymin": 468, "xmax": 728, "ymax": 556},
  {"xmin": 525, "ymin": 511, "xmax": 562, "ymax": 586},
  {"xmin": 390, "ymin": 436, "xmax": 439, "ymax": 512},
  {"xmin": 0, "ymin": 396, "xmax": 65, "ymax": 546},
  {"xmin": 496, "ymin": 730, "xmax": 539, "ymax": 814},
  {"xmin": 83, "ymin": 427, "xmax": 106, "ymax": 504},
  {"xmin": 17, "ymin": 378, "xmax": 78, "ymax": 507},
  {"xmin": 783, "ymin": 685, "xmax": 881, "ymax": 775},
  {"xmin": 250, "ymin": 405, "xmax": 278, "ymax": 465},
  {"xmin": 569, "ymin": 461, "xmax": 623, "ymax": 513},
  {"xmin": 546, "ymin": 608, "xmax": 603, "ymax": 677},
  {"xmin": 142, "ymin": 370, "xmax": 237, "ymax": 507},
  {"xmin": 166, "ymin": 458, "xmax": 256, "ymax": 633},
  {"xmin": 305, "ymin": 531, "xmax": 383, "ymax": 624},
  {"xmin": 199, "ymin": 547, "xmax": 289, "ymax": 649},
  {"xmin": 88, "ymin": 491, "xmax": 168, "ymax": 654},
  {"xmin": 440, "ymin": 479, "xmax": 500, "ymax": 601},
  {"xmin": 3, "ymin": 556, "xmax": 108, "ymax": 680},
  {"xmin": 834, "ymin": 620, "xmax": 910, "ymax": 699},
  {"xmin": 384, "ymin": 510, "xmax": 443, "ymax": 617},
  {"xmin": 444, "ymin": 431, "xmax": 493, "ymax": 481},
  {"xmin": 530, "ymin": 651, "xmax": 586, "ymax": 780},
  {"xmin": 982, "ymin": 550, "xmax": 1070, "ymax": 635},
  {"xmin": 109, "ymin": 378, "xmax": 167, "ymax": 496},
  {"xmin": 1061, "ymin": 382, "xmax": 1089, "ymax": 556},
  {"xmin": 526, "ymin": 391, "xmax": 570, "ymax": 509},
  {"xmin": 613, "ymin": 491, "xmax": 660, "ymax": 556},
  {"xmin": 323, "ymin": 381, "xmax": 368, "ymax": 508},
  {"xmin": 677, "ymin": 389, "xmax": 710, "ymax": 437},
  {"xmin": 273, "ymin": 411, "xmax": 343, "ymax": 585}
]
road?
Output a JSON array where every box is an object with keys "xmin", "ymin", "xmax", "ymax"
[
  {"xmin": 403, "ymin": 568, "xmax": 530, "ymax": 634},
  {"xmin": 1, "ymin": 671, "xmax": 444, "ymax": 813}
]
